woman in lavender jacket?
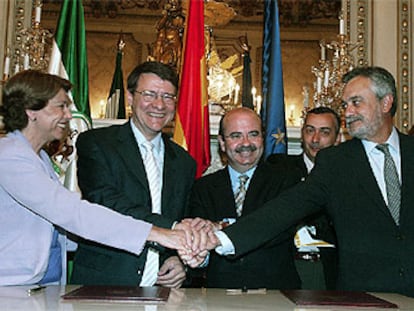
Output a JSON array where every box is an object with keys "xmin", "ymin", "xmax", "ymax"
[{"xmin": 0, "ymin": 70, "xmax": 194, "ymax": 286}]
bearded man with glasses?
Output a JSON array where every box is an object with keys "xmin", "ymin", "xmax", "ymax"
[{"xmin": 71, "ymin": 61, "xmax": 196, "ymax": 287}]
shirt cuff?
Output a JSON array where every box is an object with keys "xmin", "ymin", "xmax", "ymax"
[
  {"xmin": 198, "ymin": 251, "xmax": 210, "ymax": 268},
  {"xmin": 214, "ymin": 230, "xmax": 235, "ymax": 255}
]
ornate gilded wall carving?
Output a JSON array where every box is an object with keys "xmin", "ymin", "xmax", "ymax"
[
  {"xmin": 147, "ymin": 0, "xmax": 184, "ymax": 71},
  {"xmin": 43, "ymin": 0, "xmax": 341, "ymax": 25},
  {"xmin": 398, "ymin": 0, "xmax": 411, "ymax": 131},
  {"xmin": 355, "ymin": 0, "xmax": 369, "ymax": 67},
  {"xmin": 11, "ymin": 0, "xmax": 30, "ymax": 67}
]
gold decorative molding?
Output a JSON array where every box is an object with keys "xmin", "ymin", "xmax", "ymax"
[
  {"xmin": 12, "ymin": 0, "xmax": 31, "ymax": 60},
  {"xmin": 355, "ymin": 0, "xmax": 369, "ymax": 67},
  {"xmin": 398, "ymin": 0, "xmax": 411, "ymax": 131},
  {"xmin": 147, "ymin": 0, "xmax": 184, "ymax": 71}
]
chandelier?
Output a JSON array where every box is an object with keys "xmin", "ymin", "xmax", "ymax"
[
  {"xmin": 207, "ymin": 47, "xmax": 242, "ymax": 112},
  {"xmin": 307, "ymin": 14, "xmax": 359, "ymax": 117},
  {"xmin": 3, "ymin": 0, "xmax": 53, "ymax": 81}
]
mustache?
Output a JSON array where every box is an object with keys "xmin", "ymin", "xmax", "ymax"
[
  {"xmin": 345, "ymin": 115, "xmax": 363, "ymax": 126},
  {"xmin": 235, "ymin": 145, "xmax": 257, "ymax": 153}
]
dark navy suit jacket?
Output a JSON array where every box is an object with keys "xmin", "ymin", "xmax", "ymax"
[{"xmin": 225, "ymin": 134, "xmax": 414, "ymax": 296}]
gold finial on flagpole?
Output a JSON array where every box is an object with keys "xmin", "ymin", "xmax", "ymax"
[{"xmin": 117, "ymin": 32, "xmax": 125, "ymax": 52}]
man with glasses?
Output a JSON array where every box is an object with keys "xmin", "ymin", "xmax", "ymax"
[
  {"xmin": 71, "ymin": 61, "xmax": 196, "ymax": 287},
  {"xmin": 186, "ymin": 107, "xmax": 301, "ymax": 289}
]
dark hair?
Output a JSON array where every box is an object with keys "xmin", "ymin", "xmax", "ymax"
[
  {"xmin": 127, "ymin": 61, "xmax": 179, "ymax": 94},
  {"xmin": 305, "ymin": 106, "xmax": 341, "ymax": 135},
  {"xmin": 1, "ymin": 70, "xmax": 72, "ymax": 132},
  {"xmin": 342, "ymin": 66, "xmax": 397, "ymax": 116}
]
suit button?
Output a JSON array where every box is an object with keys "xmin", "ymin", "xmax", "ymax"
[
  {"xmin": 137, "ymin": 270, "xmax": 142, "ymax": 275},
  {"xmin": 399, "ymin": 268, "xmax": 405, "ymax": 276},
  {"xmin": 396, "ymin": 234, "xmax": 406, "ymax": 240}
]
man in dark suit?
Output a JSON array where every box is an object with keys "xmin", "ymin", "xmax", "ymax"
[
  {"xmin": 187, "ymin": 107, "xmax": 301, "ymax": 289},
  {"xmin": 71, "ymin": 61, "xmax": 196, "ymax": 287},
  {"xmin": 268, "ymin": 107, "xmax": 341, "ymax": 290},
  {"xmin": 199, "ymin": 66, "xmax": 414, "ymax": 296}
]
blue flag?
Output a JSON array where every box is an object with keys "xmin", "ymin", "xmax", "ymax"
[{"xmin": 261, "ymin": 0, "xmax": 287, "ymax": 157}]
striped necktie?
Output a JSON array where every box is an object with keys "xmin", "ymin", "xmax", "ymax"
[
  {"xmin": 140, "ymin": 141, "xmax": 161, "ymax": 286},
  {"xmin": 376, "ymin": 143, "xmax": 401, "ymax": 225},
  {"xmin": 235, "ymin": 174, "xmax": 249, "ymax": 217}
]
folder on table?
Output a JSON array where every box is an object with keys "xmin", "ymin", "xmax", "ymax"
[
  {"xmin": 62, "ymin": 286, "xmax": 170, "ymax": 302},
  {"xmin": 281, "ymin": 290, "xmax": 398, "ymax": 308}
]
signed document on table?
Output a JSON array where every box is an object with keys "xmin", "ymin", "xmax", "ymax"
[
  {"xmin": 62, "ymin": 286, "xmax": 170, "ymax": 302},
  {"xmin": 281, "ymin": 290, "xmax": 398, "ymax": 308}
]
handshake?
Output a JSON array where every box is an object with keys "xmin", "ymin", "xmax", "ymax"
[{"xmin": 149, "ymin": 218, "xmax": 223, "ymax": 267}]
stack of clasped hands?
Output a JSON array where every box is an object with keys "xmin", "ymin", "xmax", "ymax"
[{"xmin": 173, "ymin": 218, "xmax": 222, "ymax": 267}]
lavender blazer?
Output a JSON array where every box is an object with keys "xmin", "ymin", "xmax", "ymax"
[{"xmin": 0, "ymin": 131, "xmax": 151, "ymax": 285}]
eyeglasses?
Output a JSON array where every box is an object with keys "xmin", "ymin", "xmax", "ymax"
[
  {"xmin": 223, "ymin": 131, "xmax": 262, "ymax": 142},
  {"xmin": 135, "ymin": 90, "xmax": 177, "ymax": 105}
]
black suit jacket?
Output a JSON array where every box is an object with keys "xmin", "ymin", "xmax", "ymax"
[
  {"xmin": 224, "ymin": 133, "xmax": 414, "ymax": 296},
  {"xmin": 71, "ymin": 122, "xmax": 196, "ymax": 285},
  {"xmin": 187, "ymin": 161, "xmax": 301, "ymax": 289},
  {"xmin": 267, "ymin": 153, "xmax": 338, "ymax": 289}
]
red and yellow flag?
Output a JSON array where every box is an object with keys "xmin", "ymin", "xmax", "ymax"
[{"xmin": 173, "ymin": 0, "xmax": 211, "ymax": 178}]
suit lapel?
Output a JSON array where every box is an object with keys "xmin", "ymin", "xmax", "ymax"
[
  {"xmin": 242, "ymin": 164, "xmax": 263, "ymax": 214},
  {"xmin": 213, "ymin": 169, "xmax": 238, "ymax": 217},
  {"xmin": 242, "ymin": 162, "xmax": 273, "ymax": 216},
  {"xmin": 347, "ymin": 139, "xmax": 392, "ymax": 219},
  {"xmin": 116, "ymin": 123, "xmax": 149, "ymax": 191},
  {"xmin": 295, "ymin": 154, "xmax": 308, "ymax": 179},
  {"xmin": 399, "ymin": 133, "xmax": 414, "ymax": 227},
  {"xmin": 161, "ymin": 136, "xmax": 178, "ymax": 214}
]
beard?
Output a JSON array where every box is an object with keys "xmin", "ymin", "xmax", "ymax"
[{"xmin": 346, "ymin": 107, "xmax": 383, "ymax": 140}]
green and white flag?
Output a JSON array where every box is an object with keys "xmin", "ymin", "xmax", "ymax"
[
  {"xmin": 48, "ymin": 0, "xmax": 90, "ymax": 118},
  {"xmin": 106, "ymin": 44, "xmax": 125, "ymax": 119}
]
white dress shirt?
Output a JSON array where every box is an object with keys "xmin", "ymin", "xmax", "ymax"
[
  {"xmin": 362, "ymin": 127, "xmax": 401, "ymax": 205},
  {"xmin": 215, "ymin": 127, "xmax": 401, "ymax": 255}
]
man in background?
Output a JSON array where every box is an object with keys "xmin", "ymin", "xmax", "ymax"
[{"xmin": 268, "ymin": 106, "xmax": 341, "ymax": 289}]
